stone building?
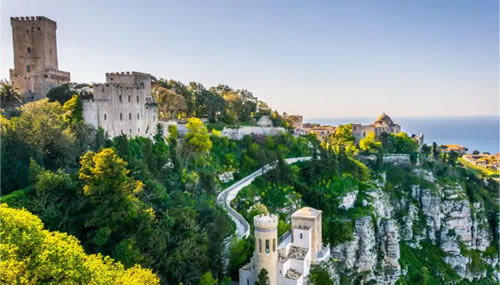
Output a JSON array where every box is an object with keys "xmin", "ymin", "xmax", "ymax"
[
  {"xmin": 352, "ymin": 113, "xmax": 401, "ymax": 142},
  {"xmin": 239, "ymin": 207, "xmax": 330, "ymax": 285},
  {"xmin": 9, "ymin": 16, "xmax": 70, "ymax": 102},
  {"xmin": 82, "ymin": 72, "xmax": 158, "ymax": 138}
]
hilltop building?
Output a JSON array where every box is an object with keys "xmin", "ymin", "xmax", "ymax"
[
  {"xmin": 82, "ymin": 72, "xmax": 158, "ymax": 138},
  {"xmin": 352, "ymin": 113, "xmax": 401, "ymax": 142},
  {"xmin": 9, "ymin": 16, "xmax": 70, "ymax": 102},
  {"xmin": 239, "ymin": 207, "xmax": 330, "ymax": 285}
]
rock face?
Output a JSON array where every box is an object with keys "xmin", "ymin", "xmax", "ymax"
[
  {"xmin": 326, "ymin": 172, "xmax": 497, "ymax": 284},
  {"xmin": 331, "ymin": 217, "xmax": 401, "ymax": 284}
]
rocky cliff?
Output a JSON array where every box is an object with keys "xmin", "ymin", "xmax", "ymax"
[{"xmin": 326, "ymin": 168, "xmax": 498, "ymax": 284}]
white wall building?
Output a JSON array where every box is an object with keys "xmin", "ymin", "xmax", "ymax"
[
  {"xmin": 239, "ymin": 207, "xmax": 330, "ymax": 285},
  {"xmin": 82, "ymin": 72, "xmax": 158, "ymax": 138}
]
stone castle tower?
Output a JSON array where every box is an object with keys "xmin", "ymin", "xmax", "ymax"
[
  {"xmin": 254, "ymin": 214, "xmax": 278, "ymax": 285},
  {"xmin": 9, "ymin": 16, "xmax": 70, "ymax": 101},
  {"xmin": 82, "ymin": 72, "xmax": 158, "ymax": 138}
]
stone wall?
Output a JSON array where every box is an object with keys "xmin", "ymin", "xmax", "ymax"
[
  {"xmin": 221, "ymin": 126, "xmax": 286, "ymax": 140},
  {"xmin": 82, "ymin": 72, "xmax": 157, "ymax": 138}
]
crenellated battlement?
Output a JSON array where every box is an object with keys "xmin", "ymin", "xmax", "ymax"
[
  {"xmin": 254, "ymin": 214, "xmax": 278, "ymax": 231},
  {"xmin": 105, "ymin": 71, "xmax": 151, "ymax": 77},
  {"xmin": 105, "ymin": 71, "xmax": 152, "ymax": 87},
  {"xmin": 11, "ymin": 16, "xmax": 57, "ymax": 27},
  {"xmin": 45, "ymin": 68, "xmax": 70, "ymax": 77}
]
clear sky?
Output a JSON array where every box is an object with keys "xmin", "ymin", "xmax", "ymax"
[{"xmin": 1, "ymin": 0, "xmax": 498, "ymax": 118}]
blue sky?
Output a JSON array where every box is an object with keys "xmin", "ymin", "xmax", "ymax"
[{"xmin": 1, "ymin": 0, "xmax": 498, "ymax": 118}]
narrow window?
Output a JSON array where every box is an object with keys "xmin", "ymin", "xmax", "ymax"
[
  {"xmin": 300, "ymin": 233, "xmax": 303, "ymax": 239},
  {"xmin": 273, "ymin": 238, "xmax": 276, "ymax": 252},
  {"xmin": 138, "ymin": 128, "xmax": 140, "ymax": 133},
  {"xmin": 50, "ymin": 49, "xmax": 52, "ymax": 55},
  {"xmin": 137, "ymin": 113, "xmax": 140, "ymax": 119},
  {"xmin": 129, "ymin": 113, "xmax": 132, "ymax": 120},
  {"xmin": 26, "ymin": 65, "xmax": 30, "ymax": 72},
  {"xmin": 119, "ymin": 95, "xmax": 122, "ymax": 103},
  {"xmin": 104, "ymin": 114, "xmax": 107, "ymax": 120},
  {"xmin": 136, "ymin": 96, "xmax": 139, "ymax": 103},
  {"xmin": 265, "ymin": 240, "xmax": 269, "ymax": 253},
  {"xmin": 27, "ymin": 47, "xmax": 31, "ymax": 54},
  {"xmin": 128, "ymin": 96, "xmax": 131, "ymax": 102},
  {"xmin": 120, "ymin": 113, "xmax": 123, "ymax": 120},
  {"xmin": 130, "ymin": 129, "xmax": 132, "ymax": 134},
  {"xmin": 259, "ymin": 239, "xmax": 262, "ymax": 253}
]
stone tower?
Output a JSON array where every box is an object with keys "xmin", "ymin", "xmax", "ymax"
[
  {"xmin": 9, "ymin": 16, "xmax": 70, "ymax": 102},
  {"xmin": 254, "ymin": 214, "xmax": 278, "ymax": 285}
]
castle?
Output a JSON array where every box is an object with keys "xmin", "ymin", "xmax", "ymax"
[
  {"xmin": 239, "ymin": 207, "xmax": 330, "ymax": 285},
  {"xmin": 352, "ymin": 113, "xmax": 401, "ymax": 142},
  {"xmin": 82, "ymin": 72, "xmax": 158, "ymax": 138},
  {"xmin": 8, "ymin": 16, "xmax": 158, "ymax": 139},
  {"xmin": 9, "ymin": 16, "xmax": 70, "ymax": 101}
]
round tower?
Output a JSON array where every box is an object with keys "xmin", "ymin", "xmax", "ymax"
[{"xmin": 254, "ymin": 214, "xmax": 278, "ymax": 285}]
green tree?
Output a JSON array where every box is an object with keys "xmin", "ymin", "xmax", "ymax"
[
  {"xmin": 0, "ymin": 203, "xmax": 159, "ymax": 285},
  {"xmin": 228, "ymin": 237, "xmax": 253, "ymax": 279},
  {"xmin": 310, "ymin": 265, "xmax": 333, "ymax": 285},
  {"xmin": 255, "ymin": 268, "xmax": 269, "ymax": 285},
  {"xmin": 199, "ymin": 272, "xmax": 217, "ymax": 285},
  {"xmin": 326, "ymin": 124, "xmax": 358, "ymax": 156},
  {"xmin": 185, "ymin": 118, "xmax": 212, "ymax": 153},
  {"xmin": 78, "ymin": 148, "xmax": 145, "ymax": 249},
  {"xmin": 62, "ymin": 94, "xmax": 83, "ymax": 124},
  {"xmin": 0, "ymin": 79, "xmax": 23, "ymax": 108},
  {"xmin": 359, "ymin": 132, "xmax": 382, "ymax": 153},
  {"xmin": 1, "ymin": 99, "xmax": 77, "ymax": 193}
]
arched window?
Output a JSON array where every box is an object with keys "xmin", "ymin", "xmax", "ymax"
[
  {"xmin": 128, "ymin": 96, "xmax": 131, "ymax": 102},
  {"xmin": 129, "ymin": 113, "xmax": 132, "ymax": 120},
  {"xmin": 120, "ymin": 113, "xmax": 123, "ymax": 120},
  {"xmin": 138, "ymin": 128, "xmax": 140, "ymax": 133},
  {"xmin": 259, "ymin": 239, "xmax": 262, "ymax": 253},
  {"xmin": 300, "ymin": 233, "xmax": 303, "ymax": 239},
  {"xmin": 119, "ymin": 95, "xmax": 122, "ymax": 103},
  {"xmin": 27, "ymin": 47, "xmax": 31, "ymax": 54},
  {"xmin": 137, "ymin": 113, "xmax": 140, "ymax": 119},
  {"xmin": 265, "ymin": 239, "xmax": 269, "ymax": 254},
  {"xmin": 104, "ymin": 114, "xmax": 107, "ymax": 120},
  {"xmin": 130, "ymin": 129, "xmax": 132, "ymax": 134}
]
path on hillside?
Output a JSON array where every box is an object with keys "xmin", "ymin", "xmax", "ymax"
[{"xmin": 216, "ymin": 156, "xmax": 312, "ymax": 238}]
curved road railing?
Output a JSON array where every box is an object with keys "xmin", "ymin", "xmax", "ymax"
[{"xmin": 216, "ymin": 156, "xmax": 312, "ymax": 238}]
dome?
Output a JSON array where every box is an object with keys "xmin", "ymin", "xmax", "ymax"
[
  {"xmin": 374, "ymin": 113, "xmax": 394, "ymax": 125},
  {"xmin": 292, "ymin": 207, "xmax": 322, "ymax": 218}
]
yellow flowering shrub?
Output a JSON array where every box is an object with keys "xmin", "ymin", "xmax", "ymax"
[{"xmin": 0, "ymin": 204, "xmax": 159, "ymax": 285}]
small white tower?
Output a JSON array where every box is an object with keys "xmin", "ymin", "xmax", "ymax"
[{"xmin": 254, "ymin": 214, "xmax": 278, "ymax": 285}]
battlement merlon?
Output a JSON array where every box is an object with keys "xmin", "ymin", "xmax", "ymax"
[
  {"xmin": 105, "ymin": 71, "xmax": 152, "ymax": 87},
  {"xmin": 254, "ymin": 214, "xmax": 279, "ymax": 230},
  {"xmin": 11, "ymin": 16, "xmax": 57, "ymax": 28},
  {"xmin": 45, "ymin": 68, "xmax": 70, "ymax": 77}
]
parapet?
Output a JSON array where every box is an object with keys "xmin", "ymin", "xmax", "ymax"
[
  {"xmin": 254, "ymin": 214, "xmax": 278, "ymax": 231},
  {"xmin": 105, "ymin": 71, "xmax": 152, "ymax": 86},
  {"xmin": 11, "ymin": 16, "xmax": 57, "ymax": 27}
]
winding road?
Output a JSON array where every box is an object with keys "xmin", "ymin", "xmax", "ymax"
[{"xmin": 216, "ymin": 156, "xmax": 312, "ymax": 238}]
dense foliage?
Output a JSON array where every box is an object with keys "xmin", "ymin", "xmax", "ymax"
[
  {"xmin": 0, "ymin": 203, "xmax": 159, "ymax": 284},
  {"xmin": 1, "ymin": 97, "xmax": 313, "ymax": 284}
]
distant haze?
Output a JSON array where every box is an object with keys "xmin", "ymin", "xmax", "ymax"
[{"xmin": 1, "ymin": 0, "xmax": 498, "ymax": 117}]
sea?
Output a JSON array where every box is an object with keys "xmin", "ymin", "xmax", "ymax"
[{"xmin": 304, "ymin": 116, "xmax": 500, "ymax": 154}]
